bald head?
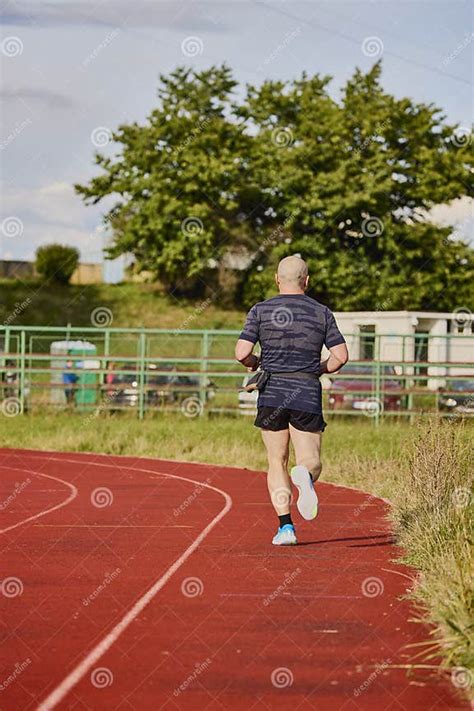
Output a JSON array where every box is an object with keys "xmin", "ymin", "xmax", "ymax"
[{"xmin": 276, "ymin": 256, "xmax": 309, "ymax": 293}]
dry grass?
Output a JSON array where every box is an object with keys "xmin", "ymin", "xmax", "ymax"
[{"xmin": 389, "ymin": 420, "xmax": 473, "ymax": 690}]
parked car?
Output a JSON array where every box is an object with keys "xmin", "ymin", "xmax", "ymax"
[
  {"xmin": 437, "ymin": 379, "xmax": 474, "ymax": 414},
  {"xmin": 327, "ymin": 364, "xmax": 404, "ymax": 413},
  {"xmin": 106, "ymin": 363, "xmax": 215, "ymax": 410}
]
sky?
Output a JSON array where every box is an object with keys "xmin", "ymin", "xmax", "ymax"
[{"xmin": 0, "ymin": 0, "xmax": 472, "ymax": 281}]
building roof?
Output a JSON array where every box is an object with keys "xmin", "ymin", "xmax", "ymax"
[{"xmin": 333, "ymin": 311, "xmax": 471, "ymax": 320}]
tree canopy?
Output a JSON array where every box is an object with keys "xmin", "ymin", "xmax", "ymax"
[{"xmin": 75, "ymin": 63, "xmax": 473, "ymax": 310}]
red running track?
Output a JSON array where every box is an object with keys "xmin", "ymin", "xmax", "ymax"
[{"xmin": 0, "ymin": 447, "xmax": 467, "ymax": 711}]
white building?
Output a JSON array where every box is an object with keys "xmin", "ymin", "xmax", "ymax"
[{"xmin": 332, "ymin": 311, "xmax": 473, "ymax": 389}]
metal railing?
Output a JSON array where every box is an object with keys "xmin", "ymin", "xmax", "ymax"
[{"xmin": 1, "ymin": 325, "xmax": 473, "ymax": 424}]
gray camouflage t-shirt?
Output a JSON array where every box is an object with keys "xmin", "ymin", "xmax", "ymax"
[{"xmin": 239, "ymin": 294, "xmax": 345, "ymax": 414}]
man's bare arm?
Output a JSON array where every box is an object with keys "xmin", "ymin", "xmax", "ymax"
[
  {"xmin": 235, "ymin": 339, "xmax": 260, "ymax": 371},
  {"xmin": 319, "ymin": 343, "xmax": 349, "ymax": 375}
]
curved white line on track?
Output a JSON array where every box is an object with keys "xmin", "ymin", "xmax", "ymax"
[
  {"xmin": 24, "ymin": 455, "xmax": 233, "ymax": 711},
  {"xmin": 0, "ymin": 465, "xmax": 78, "ymax": 534}
]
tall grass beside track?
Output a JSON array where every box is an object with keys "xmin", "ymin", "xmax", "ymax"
[
  {"xmin": 391, "ymin": 421, "xmax": 473, "ymax": 692},
  {"xmin": 1, "ymin": 414, "xmax": 472, "ymax": 698}
]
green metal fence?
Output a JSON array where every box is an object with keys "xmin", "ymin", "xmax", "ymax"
[{"xmin": 1, "ymin": 325, "xmax": 473, "ymax": 424}]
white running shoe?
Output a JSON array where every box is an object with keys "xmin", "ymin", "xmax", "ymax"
[
  {"xmin": 272, "ymin": 524, "xmax": 297, "ymax": 545},
  {"xmin": 290, "ymin": 465, "xmax": 319, "ymax": 520}
]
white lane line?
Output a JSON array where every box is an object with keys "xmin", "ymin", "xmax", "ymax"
[
  {"xmin": 33, "ymin": 524, "xmax": 194, "ymax": 528},
  {"xmin": 0, "ymin": 465, "xmax": 78, "ymax": 534},
  {"xmin": 30, "ymin": 455, "xmax": 232, "ymax": 711}
]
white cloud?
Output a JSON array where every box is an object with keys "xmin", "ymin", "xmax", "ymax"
[
  {"xmin": 429, "ymin": 196, "xmax": 473, "ymax": 244},
  {"xmin": 3, "ymin": 181, "xmax": 88, "ymax": 227},
  {"xmin": 0, "ymin": 1, "xmax": 229, "ymax": 31},
  {"xmin": 0, "ymin": 181, "xmax": 105, "ymax": 261},
  {"xmin": 429, "ymin": 196, "xmax": 473, "ymax": 227}
]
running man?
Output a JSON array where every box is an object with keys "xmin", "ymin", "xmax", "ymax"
[{"xmin": 235, "ymin": 256, "xmax": 348, "ymax": 545}]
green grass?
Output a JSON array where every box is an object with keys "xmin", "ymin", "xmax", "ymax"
[
  {"xmin": 0, "ymin": 280, "xmax": 246, "ymax": 329},
  {"xmin": 1, "ymin": 413, "xmax": 406, "ymax": 496},
  {"xmin": 1, "ymin": 412, "xmax": 472, "ymax": 697}
]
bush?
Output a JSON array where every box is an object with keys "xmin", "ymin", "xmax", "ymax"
[{"xmin": 35, "ymin": 244, "xmax": 80, "ymax": 285}]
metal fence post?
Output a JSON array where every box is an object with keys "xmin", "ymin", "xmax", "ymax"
[
  {"xmin": 2, "ymin": 326, "xmax": 11, "ymax": 402},
  {"xmin": 374, "ymin": 334, "xmax": 381, "ymax": 426},
  {"xmin": 138, "ymin": 331, "xmax": 146, "ymax": 419},
  {"xmin": 199, "ymin": 331, "xmax": 209, "ymax": 412},
  {"xmin": 4, "ymin": 326, "xmax": 10, "ymax": 359},
  {"xmin": 19, "ymin": 330, "xmax": 26, "ymax": 413}
]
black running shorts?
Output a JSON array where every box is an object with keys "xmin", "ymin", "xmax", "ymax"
[{"xmin": 254, "ymin": 406, "xmax": 326, "ymax": 432}]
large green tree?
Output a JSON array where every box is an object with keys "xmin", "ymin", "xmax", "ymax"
[{"xmin": 76, "ymin": 63, "xmax": 473, "ymax": 310}]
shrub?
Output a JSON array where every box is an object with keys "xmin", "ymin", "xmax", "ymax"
[{"xmin": 35, "ymin": 244, "xmax": 80, "ymax": 285}]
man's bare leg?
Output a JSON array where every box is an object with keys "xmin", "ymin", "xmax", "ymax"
[
  {"xmin": 260, "ymin": 428, "xmax": 291, "ymax": 514},
  {"xmin": 289, "ymin": 425, "xmax": 322, "ymax": 520},
  {"xmin": 261, "ymin": 428, "xmax": 298, "ymax": 545},
  {"xmin": 289, "ymin": 425, "xmax": 322, "ymax": 481}
]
